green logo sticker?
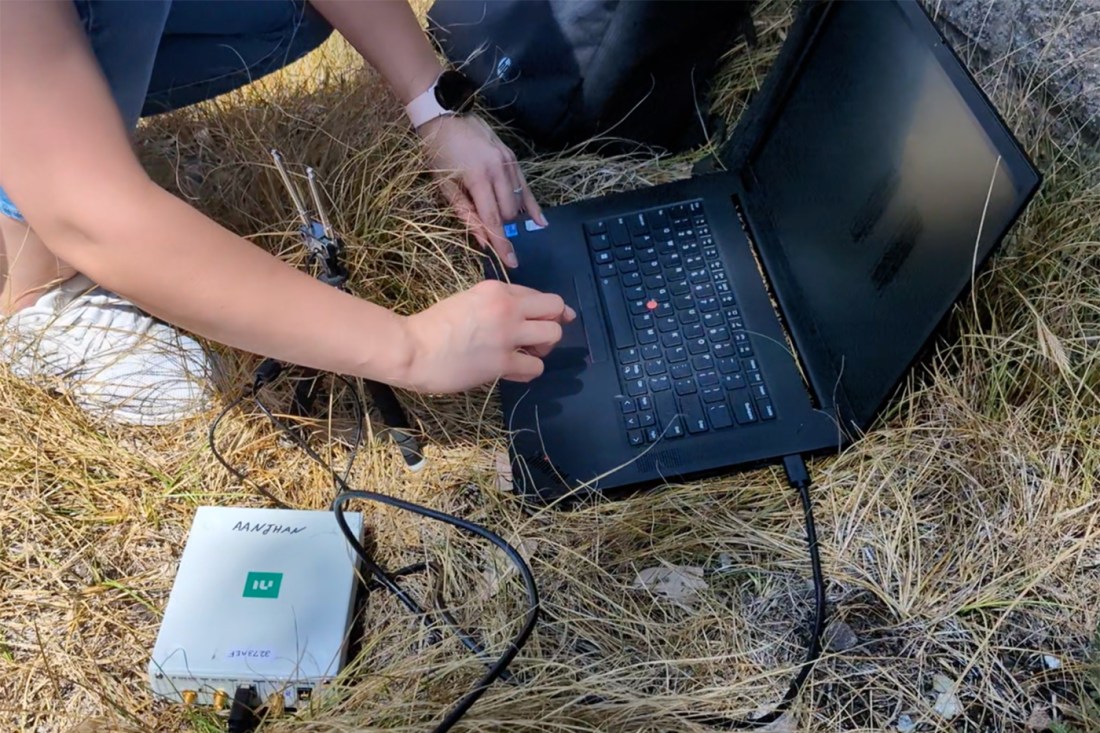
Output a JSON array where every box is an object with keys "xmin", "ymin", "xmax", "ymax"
[{"xmin": 243, "ymin": 572, "xmax": 283, "ymax": 599}]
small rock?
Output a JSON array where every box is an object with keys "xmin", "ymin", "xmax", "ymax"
[
  {"xmin": 932, "ymin": 673, "xmax": 954, "ymax": 693},
  {"xmin": 1043, "ymin": 654, "xmax": 1061, "ymax": 669},
  {"xmin": 1026, "ymin": 708, "xmax": 1052, "ymax": 730},
  {"xmin": 931, "ymin": 674, "xmax": 961, "ymax": 720},
  {"xmin": 896, "ymin": 713, "xmax": 917, "ymax": 733},
  {"xmin": 823, "ymin": 620, "xmax": 859, "ymax": 652}
]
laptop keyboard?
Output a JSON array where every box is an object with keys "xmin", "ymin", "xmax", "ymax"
[{"xmin": 585, "ymin": 200, "xmax": 776, "ymax": 447}]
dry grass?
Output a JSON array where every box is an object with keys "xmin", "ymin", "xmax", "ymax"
[{"xmin": 3, "ymin": 2, "xmax": 1099, "ymax": 732}]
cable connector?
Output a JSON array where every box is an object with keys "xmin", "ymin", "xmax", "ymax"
[
  {"xmin": 227, "ymin": 685, "xmax": 262, "ymax": 733},
  {"xmin": 782, "ymin": 454, "xmax": 812, "ymax": 489},
  {"xmin": 252, "ymin": 358, "xmax": 284, "ymax": 393}
]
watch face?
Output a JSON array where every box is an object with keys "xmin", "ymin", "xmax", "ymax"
[{"xmin": 434, "ymin": 70, "xmax": 477, "ymax": 114}]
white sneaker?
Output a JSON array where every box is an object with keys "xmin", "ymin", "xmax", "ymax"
[{"xmin": 0, "ymin": 274, "xmax": 214, "ymax": 426}]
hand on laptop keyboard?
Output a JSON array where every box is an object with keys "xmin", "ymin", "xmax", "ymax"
[{"xmin": 399, "ymin": 280, "xmax": 575, "ymax": 393}]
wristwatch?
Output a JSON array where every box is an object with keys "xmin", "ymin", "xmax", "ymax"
[{"xmin": 405, "ymin": 69, "xmax": 478, "ymax": 130}]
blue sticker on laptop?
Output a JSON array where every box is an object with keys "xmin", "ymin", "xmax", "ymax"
[{"xmin": 504, "ymin": 223, "xmax": 519, "ymax": 238}]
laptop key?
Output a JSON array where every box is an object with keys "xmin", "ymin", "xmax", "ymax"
[
  {"xmin": 680, "ymin": 394, "xmax": 709, "ymax": 434},
  {"xmin": 651, "ymin": 209, "xmax": 670, "ymax": 229},
  {"xmin": 650, "ymin": 287, "xmax": 671, "ymax": 303},
  {"xmin": 689, "ymin": 270, "xmax": 710, "ymax": 285},
  {"xmin": 628, "ymin": 430, "xmax": 645, "ymax": 447},
  {"xmin": 619, "ymin": 348, "xmax": 640, "ymax": 364},
  {"xmin": 641, "ymin": 344, "xmax": 661, "ymax": 360},
  {"xmin": 588, "ymin": 234, "xmax": 611, "ymax": 252},
  {"xmin": 742, "ymin": 358, "xmax": 759, "ymax": 371},
  {"xmin": 737, "ymin": 344, "xmax": 754, "ymax": 357},
  {"xmin": 701, "ymin": 387, "xmax": 725, "ymax": 404},
  {"xmin": 633, "ymin": 314, "xmax": 653, "ymax": 330},
  {"xmin": 623, "ymin": 272, "xmax": 642, "ymax": 287},
  {"xmin": 613, "ymin": 246, "xmax": 633, "ymax": 261},
  {"xmin": 703, "ymin": 312, "xmax": 723, "ymax": 328},
  {"xmin": 667, "ymin": 266, "xmax": 687, "ymax": 282},
  {"xmin": 681, "ymin": 308, "xmax": 701, "ymax": 324},
  {"xmin": 667, "ymin": 346, "xmax": 688, "ymax": 363},
  {"xmin": 758, "ymin": 400, "xmax": 776, "ymax": 420},
  {"xmin": 698, "ymin": 297, "xmax": 719, "ymax": 312},
  {"xmin": 670, "ymin": 280, "xmax": 691, "ymax": 296},
  {"xmin": 626, "ymin": 285, "xmax": 645, "ymax": 300},
  {"xmin": 644, "ymin": 274, "xmax": 666, "ymax": 290},
  {"xmin": 641, "ymin": 260, "xmax": 661, "ymax": 276},
  {"xmin": 658, "ymin": 317, "xmax": 678, "ymax": 333},
  {"xmin": 661, "ymin": 331, "xmax": 683, "ymax": 348},
  {"xmin": 585, "ymin": 220, "xmax": 607, "ymax": 236},
  {"xmin": 628, "ymin": 299, "xmax": 649, "ymax": 315},
  {"xmin": 697, "ymin": 370, "xmax": 719, "ymax": 388},
  {"xmin": 620, "ymin": 398, "xmax": 636, "ymax": 414},
  {"xmin": 683, "ymin": 323, "xmax": 704, "ymax": 340},
  {"xmin": 708, "ymin": 326, "xmax": 730, "ymax": 343},
  {"xmin": 594, "ymin": 250, "xmax": 614, "ymax": 266},
  {"xmin": 598, "ymin": 277, "xmax": 635, "ymax": 349},
  {"xmin": 713, "ymin": 342, "xmax": 734, "ymax": 358},
  {"xmin": 661, "ymin": 252, "xmax": 682, "ymax": 267},
  {"xmin": 645, "ymin": 426, "xmax": 661, "ymax": 443},
  {"xmin": 673, "ymin": 294, "xmax": 693, "ymax": 311},
  {"xmin": 624, "ymin": 413, "xmax": 640, "ymax": 430},
  {"xmin": 649, "ymin": 375, "xmax": 671, "ymax": 392},
  {"xmin": 707, "ymin": 402, "xmax": 733, "ymax": 429},
  {"xmin": 619, "ymin": 259, "xmax": 639, "ymax": 274},
  {"xmin": 621, "ymin": 363, "xmax": 643, "ymax": 380},
  {"xmin": 638, "ymin": 395, "xmax": 653, "ymax": 411},
  {"xmin": 703, "ymin": 247, "xmax": 719, "ymax": 260},
  {"xmin": 692, "ymin": 354, "xmax": 714, "ymax": 370},
  {"xmin": 751, "ymin": 384, "xmax": 768, "ymax": 399},
  {"xmin": 626, "ymin": 379, "xmax": 647, "ymax": 397},
  {"xmin": 687, "ymin": 338, "xmax": 708, "ymax": 355},
  {"xmin": 652, "ymin": 390, "xmax": 682, "ymax": 437},
  {"xmin": 693, "ymin": 283, "xmax": 715, "ymax": 298},
  {"xmin": 598, "ymin": 263, "xmax": 616, "ymax": 278},
  {"xmin": 722, "ymin": 372, "xmax": 746, "ymax": 391},
  {"xmin": 733, "ymin": 399, "xmax": 758, "ymax": 424},
  {"xmin": 609, "ymin": 218, "xmax": 630, "ymax": 246},
  {"xmin": 639, "ymin": 328, "xmax": 658, "ymax": 345},
  {"xmin": 717, "ymin": 357, "xmax": 739, "ymax": 373},
  {"xmin": 670, "ymin": 362, "xmax": 692, "ymax": 380},
  {"xmin": 674, "ymin": 378, "xmax": 697, "ymax": 396},
  {"xmin": 639, "ymin": 411, "xmax": 656, "ymax": 427},
  {"xmin": 645, "ymin": 359, "xmax": 667, "ymax": 376},
  {"xmin": 628, "ymin": 213, "xmax": 648, "ymax": 236}
]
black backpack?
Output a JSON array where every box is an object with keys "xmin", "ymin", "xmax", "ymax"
[{"xmin": 427, "ymin": 0, "xmax": 757, "ymax": 153}]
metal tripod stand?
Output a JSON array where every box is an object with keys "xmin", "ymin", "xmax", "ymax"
[{"xmin": 269, "ymin": 150, "xmax": 425, "ymax": 471}]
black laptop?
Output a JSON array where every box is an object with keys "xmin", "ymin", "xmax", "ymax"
[{"xmin": 488, "ymin": 0, "xmax": 1041, "ymax": 505}]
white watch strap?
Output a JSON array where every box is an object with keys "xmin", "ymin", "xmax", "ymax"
[{"xmin": 405, "ymin": 80, "xmax": 454, "ymax": 129}]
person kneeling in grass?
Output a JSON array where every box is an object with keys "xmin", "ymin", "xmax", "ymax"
[{"xmin": 0, "ymin": 0, "xmax": 570, "ymax": 426}]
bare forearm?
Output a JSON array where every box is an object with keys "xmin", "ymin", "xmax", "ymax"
[
  {"xmin": 309, "ymin": 0, "xmax": 442, "ymax": 104},
  {"xmin": 44, "ymin": 182, "xmax": 414, "ymax": 384}
]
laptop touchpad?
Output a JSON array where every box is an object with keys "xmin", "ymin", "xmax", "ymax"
[{"xmin": 545, "ymin": 275, "xmax": 609, "ymax": 368}]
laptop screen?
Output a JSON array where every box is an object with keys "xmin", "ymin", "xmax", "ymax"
[{"xmin": 746, "ymin": 0, "xmax": 1038, "ymax": 428}]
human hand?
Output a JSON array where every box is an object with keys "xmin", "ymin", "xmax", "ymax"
[
  {"xmin": 398, "ymin": 280, "xmax": 575, "ymax": 393},
  {"xmin": 418, "ymin": 114, "xmax": 547, "ymax": 269}
]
